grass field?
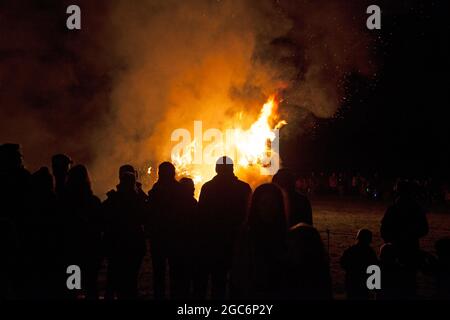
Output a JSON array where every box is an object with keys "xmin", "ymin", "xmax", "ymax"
[
  {"xmin": 311, "ymin": 197, "xmax": 450, "ymax": 299},
  {"xmin": 100, "ymin": 197, "xmax": 450, "ymax": 299}
]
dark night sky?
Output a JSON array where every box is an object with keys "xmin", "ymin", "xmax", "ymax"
[
  {"xmin": 1, "ymin": 0, "xmax": 449, "ymax": 182},
  {"xmin": 286, "ymin": 0, "xmax": 450, "ymax": 178}
]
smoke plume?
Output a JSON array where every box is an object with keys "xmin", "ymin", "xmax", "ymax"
[{"xmin": 0, "ymin": 0, "xmax": 374, "ymax": 195}]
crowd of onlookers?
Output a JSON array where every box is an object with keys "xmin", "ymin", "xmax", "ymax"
[
  {"xmin": 1, "ymin": 143, "xmax": 449, "ymax": 300},
  {"xmin": 294, "ymin": 171, "xmax": 449, "ymax": 205}
]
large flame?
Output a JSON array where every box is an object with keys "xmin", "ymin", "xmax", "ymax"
[{"xmin": 154, "ymin": 95, "xmax": 286, "ymax": 194}]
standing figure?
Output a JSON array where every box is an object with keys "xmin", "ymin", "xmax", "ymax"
[
  {"xmin": 273, "ymin": 169, "xmax": 313, "ymax": 226},
  {"xmin": 197, "ymin": 156, "xmax": 251, "ymax": 299},
  {"xmin": 340, "ymin": 229, "xmax": 378, "ymax": 300},
  {"xmin": 147, "ymin": 162, "xmax": 183, "ymax": 299},
  {"xmin": 60, "ymin": 165, "xmax": 102, "ymax": 299},
  {"xmin": 103, "ymin": 166, "xmax": 147, "ymax": 299},
  {"xmin": 380, "ymin": 180, "xmax": 429, "ymax": 298}
]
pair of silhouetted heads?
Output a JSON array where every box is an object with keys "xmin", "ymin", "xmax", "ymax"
[
  {"xmin": 51, "ymin": 154, "xmax": 73, "ymax": 178},
  {"xmin": 155, "ymin": 162, "xmax": 195, "ymax": 197},
  {"xmin": 156, "ymin": 156, "xmax": 235, "ymax": 183}
]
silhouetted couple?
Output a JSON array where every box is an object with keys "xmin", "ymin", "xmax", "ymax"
[{"xmin": 231, "ymin": 183, "xmax": 331, "ymax": 299}]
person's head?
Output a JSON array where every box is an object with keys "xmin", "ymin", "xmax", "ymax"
[
  {"xmin": 0, "ymin": 143, "xmax": 23, "ymax": 171},
  {"xmin": 379, "ymin": 243, "xmax": 397, "ymax": 264},
  {"xmin": 179, "ymin": 177, "xmax": 195, "ymax": 197},
  {"xmin": 272, "ymin": 168, "xmax": 296, "ymax": 192},
  {"xmin": 32, "ymin": 167, "xmax": 54, "ymax": 193},
  {"xmin": 356, "ymin": 228, "xmax": 373, "ymax": 246},
  {"xmin": 248, "ymin": 183, "xmax": 286, "ymax": 239},
  {"xmin": 119, "ymin": 171, "xmax": 137, "ymax": 192},
  {"xmin": 290, "ymin": 223, "xmax": 327, "ymax": 263},
  {"xmin": 66, "ymin": 165, "xmax": 92, "ymax": 197},
  {"xmin": 215, "ymin": 156, "xmax": 234, "ymax": 176},
  {"xmin": 51, "ymin": 154, "xmax": 72, "ymax": 178},
  {"xmin": 119, "ymin": 164, "xmax": 137, "ymax": 180},
  {"xmin": 158, "ymin": 162, "xmax": 176, "ymax": 182}
]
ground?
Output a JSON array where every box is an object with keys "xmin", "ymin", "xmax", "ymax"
[
  {"xmin": 99, "ymin": 197, "xmax": 450, "ymax": 299},
  {"xmin": 311, "ymin": 197, "xmax": 450, "ymax": 299}
]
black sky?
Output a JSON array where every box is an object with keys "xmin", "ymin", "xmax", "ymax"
[
  {"xmin": 1, "ymin": 0, "xmax": 449, "ymax": 180},
  {"xmin": 286, "ymin": 0, "xmax": 450, "ymax": 178}
]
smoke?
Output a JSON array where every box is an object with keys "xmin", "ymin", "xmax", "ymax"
[{"xmin": 0, "ymin": 0, "xmax": 374, "ymax": 195}]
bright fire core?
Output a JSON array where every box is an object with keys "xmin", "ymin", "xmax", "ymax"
[{"xmin": 153, "ymin": 95, "xmax": 286, "ymax": 193}]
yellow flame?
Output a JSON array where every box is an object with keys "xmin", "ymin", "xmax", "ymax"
[{"xmin": 170, "ymin": 95, "xmax": 286, "ymax": 192}]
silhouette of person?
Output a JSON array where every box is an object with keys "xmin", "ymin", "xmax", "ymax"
[
  {"xmin": 23, "ymin": 167, "xmax": 59, "ymax": 299},
  {"xmin": 231, "ymin": 183, "xmax": 288, "ymax": 299},
  {"xmin": 380, "ymin": 180, "xmax": 428, "ymax": 297},
  {"xmin": 273, "ymin": 168, "xmax": 313, "ymax": 226},
  {"xmin": 103, "ymin": 166, "xmax": 147, "ymax": 299},
  {"xmin": 0, "ymin": 143, "xmax": 31, "ymax": 299},
  {"xmin": 196, "ymin": 156, "xmax": 251, "ymax": 299},
  {"xmin": 377, "ymin": 243, "xmax": 410, "ymax": 300},
  {"xmin": 340, "ymin": 229, "xmax": 378, "ymax": 300},
  {"xmin": 286, "ymin": 223, "xmax": 332, "ymax": 299},
  {"xmin": 117, "ymin": 164, "xmax": 147, "ymax": 200},
  {"xmin": 170, "ymin": 177, "xmax": 198, "ymax": 299},
  {"xmin": 59, "ymin": 165, "xmax": 102, "ymax": 299},
  {"xmin": 434, "ymin": 238, "xmax": 450, "ymax": 299},
  {"xmin": 147, "ymin": 162, "xmax": 183, "ymax": 299},
  {"xmin": 51, "ymin": 154, "xmax": 72, "ymax": 198}
]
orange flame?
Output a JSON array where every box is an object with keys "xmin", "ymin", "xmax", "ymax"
[{"xmin": 151, "ymin": 95, "xmax": 286, "ymax": 194}]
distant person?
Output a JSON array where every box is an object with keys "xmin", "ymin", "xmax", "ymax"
[
  {"xmin": 337, "ymin": 172, "xmax": 345, "ymax": 196},
  {"xmin": 0, "ymin": 143, "xmax": 31, "ymax": 299},
  {"xmin": 286, "ymin": 223, "xmax": 332, "ymax": 299},
  {"xmin": 380, "ymin": 180, "xmax": 428, "ymax": 297},
  {"xmin": 197, "ymin": 156, "xmax": 251, "ymax": 299},
  {"xmin": 103, "ymin": 166, "xmax": 147, "ymax": 299},
  {"xmin": 329, "ymin": 172, "xmax": 338, "ymax": 194},
  {"xmin": 434, "ymin": 238, "xmax": 450, "ymax": 299},
  {"xmin": 60, "ymin": 165, "xmax": 102, "ymax": 299},
  {"xmin": 51, "ymin": 154, "xmax": 72, "ymax": 197},
  {"xmin": 231, "ymin": 183, "xmax": 288, "ymax": 299},
  {"xmin": 273, "ymin": 168, "xmax": 313, "ymax": 226},
  {"xmin": 147, "ymin": 162, "xmax": 183, "ymax": 299},
  {"xmin": 340, "ymin": 229, "xmax": 378, "ymax": 300}
]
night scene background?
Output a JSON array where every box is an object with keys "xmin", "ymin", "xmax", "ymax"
[{"xmin": 0, "ymin": 0, "xmax": 449, "ymax": 301}]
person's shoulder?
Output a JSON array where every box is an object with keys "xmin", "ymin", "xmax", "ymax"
[
  {"xmin": 235, "ymin": 178, "xmax": 251, "ymax": 191},
  {"xmin": 91, "ymin": 194, "xmax": 102, "ymax": 205},
  {"xmin": 201, "ymin": 179, "xmax": 214, "ymax": 190}
]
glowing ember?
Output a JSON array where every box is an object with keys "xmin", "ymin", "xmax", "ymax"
[{"xmin": 168, "ymin": 95, "xmax": 286, "ymax": 190}]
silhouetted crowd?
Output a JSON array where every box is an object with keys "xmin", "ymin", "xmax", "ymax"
[
  {"xmin": 1, "ymin": 143, "xmax": 449, "ymax": 300},
  {"xmin": 295, "ymin": 171, "xmax": 448, "ymax": 206}
]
